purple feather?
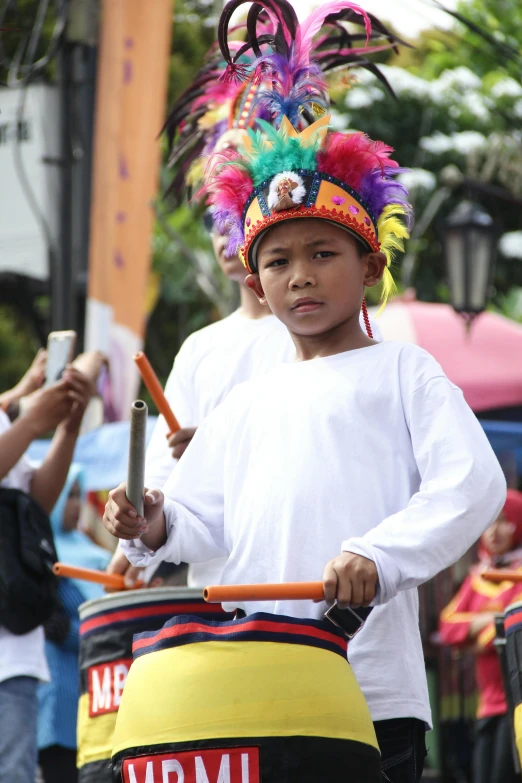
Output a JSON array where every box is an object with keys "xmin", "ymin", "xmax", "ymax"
[
  {"xmin": 211, "ymin": 208, "xmax": 245, "ymax": 256},
  {"xmin": 358, "ymin": 166, "xmax": 413, "ymax": 228}
]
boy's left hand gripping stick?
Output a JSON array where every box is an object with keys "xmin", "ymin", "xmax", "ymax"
[{"xmin": 127, "ymin": 400, "xmax": 148, "ymax": 518}]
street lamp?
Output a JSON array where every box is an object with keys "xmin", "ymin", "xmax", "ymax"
[{"xmin": 441, "ymin": 200, "xmax": 497, "ymax": 327}]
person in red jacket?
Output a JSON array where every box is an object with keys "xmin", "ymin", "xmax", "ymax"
[{"xmin": 440, "ymin": 489, "xmax": 522, "ymax": 783}]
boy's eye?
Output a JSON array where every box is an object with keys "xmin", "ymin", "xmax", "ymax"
[
  {"xmin": 266, "ymin": 258, "xmax": 288, "ymax": 268},
  {"xmin": 315, "ymin": 251, "xmax": 334, "ymax": 259}
]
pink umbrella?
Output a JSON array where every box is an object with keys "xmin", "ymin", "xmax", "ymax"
[{"xmin": 372, "ymin": 299, "xmax": 522, "ymax": 412}]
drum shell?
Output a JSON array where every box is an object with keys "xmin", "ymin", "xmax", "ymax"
[
  {"xmin": 111, "ymin": 612, "xmax": 381, "ymax": 783},
  {"xmin": 77, "ymin": 587, "xmax": 231, "ymax": 783}
]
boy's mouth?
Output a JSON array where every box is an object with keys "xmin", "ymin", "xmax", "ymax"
[{"xmin": 291, "ymin": 297, "xmax": 323, "ymax": 313}]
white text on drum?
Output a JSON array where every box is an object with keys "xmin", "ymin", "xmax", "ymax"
[
  {"xmin": 88, "ymin": 658, "xmax": 133, "ymax": 717},
  {"xmin": 122, "ymin": 747, "xmax": 259, "ymax": 783}
]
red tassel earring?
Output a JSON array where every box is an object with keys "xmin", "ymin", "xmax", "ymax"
[{"xmin": 361, "ymin": 298, "xmax": 373, "ymax": 339}]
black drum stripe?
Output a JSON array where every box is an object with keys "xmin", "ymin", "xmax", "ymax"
[{"xmin": 111, "ymin": 735, "xmax": 381, "ymax": 783}]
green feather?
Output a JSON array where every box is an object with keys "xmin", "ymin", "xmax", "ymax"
[{"xmin": 244, "ymin": 120, "xmax": 319, "ymax": 186}]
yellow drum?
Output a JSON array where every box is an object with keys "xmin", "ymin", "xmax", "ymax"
[
  {"xmin": 77, "ymin": 587, "xmax": 232, "ymax": 782},
  {"xmin": 112, "ymin": 612, "xmax": 380, "ymax": 782}
]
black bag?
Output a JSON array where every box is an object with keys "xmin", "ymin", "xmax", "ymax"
[{"xmin": 0, "ymin": 487, "xmax": 58, "ymax": 634}]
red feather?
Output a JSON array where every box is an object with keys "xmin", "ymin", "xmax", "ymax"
[{"xmin": 317, "ymin": 132, "xmax": 397, "ymax": 190}]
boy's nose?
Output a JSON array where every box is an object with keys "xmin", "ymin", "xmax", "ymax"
[{"xmin": 289, "ymin": 262, "xmax": 315, "ymax": 289}]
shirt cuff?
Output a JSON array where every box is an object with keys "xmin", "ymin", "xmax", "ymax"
[
  {"xmin": 120, "ymin": 499, "xmax": 179, "ymax": 568},
  {"xmin": 341, "ymin": 538, "xmax": 402, "ymax": 605}
]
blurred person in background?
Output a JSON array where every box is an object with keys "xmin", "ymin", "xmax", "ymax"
[
  {"xmin": 0, "ymin": 353, "xmax": 92, "ymax": 783},
  {"xmin": 37, "ymin": 465, "xmax": 111, "ymax": 783},
  {"xmin": 439, "ymin": 489, "xmax": 522, "ymax": 783}
]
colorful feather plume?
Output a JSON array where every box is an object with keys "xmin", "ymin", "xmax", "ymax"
[
  {"xmin": 164, "ymin": 0, "xmax": 410, "ymax": 205},
  {"xmin": 205, "ymin": 115, "xmax": 413, "ymax": 306}
]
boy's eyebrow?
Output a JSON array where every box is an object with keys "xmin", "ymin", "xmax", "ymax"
[{"xmin": 261, "ymin": 238, "xmax": 334, "ymax": 256}]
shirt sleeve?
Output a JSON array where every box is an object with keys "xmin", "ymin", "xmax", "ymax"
[
  {"xmin": 122, "ymin": 402, "xmax": 229, "ymax": 569},
  {"xmin": 342, "ymin": 376, "xmax": 507, "ymax": 604},
  {"xmin": 439, "ymin": 575, "xmax": 476, "ymax": 646},
  {"xmin": 144, "ymin": 341, "xmax": 196, "ymax": 491}
]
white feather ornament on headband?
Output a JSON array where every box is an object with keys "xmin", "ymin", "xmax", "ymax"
[{"xmin": 267, "ymin": 171, "xmax": 306, "ymax": 212}]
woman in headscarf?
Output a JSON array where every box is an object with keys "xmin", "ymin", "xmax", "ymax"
[
  {"xmin": 37, "ymin": 465, "xmax": 111, "ymax": 783},
  {"xmin": 439, "ymin": 489, "xmax": 522, "ymax": 783}
]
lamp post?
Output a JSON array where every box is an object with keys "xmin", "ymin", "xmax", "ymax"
[{"xmin": 441, "ymin": 200, "xmax": 497, "ymax": 329}]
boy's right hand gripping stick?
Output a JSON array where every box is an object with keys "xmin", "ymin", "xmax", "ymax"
[
  {"xmin": 127, "ymin": 400, "xmax": 148, "ymax": 518},
  {"xmin": 134, "ymin": 352, "xmax": 180, "ymax": 435}
]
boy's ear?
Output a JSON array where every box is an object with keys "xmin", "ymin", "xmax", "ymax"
[
  {"xmin": 245, "ymin": 273, "xmax": 268, "ymax": 305},
  {"xmin": 364, "ymin": 251, "xmax": 387, "ymax": 288}
]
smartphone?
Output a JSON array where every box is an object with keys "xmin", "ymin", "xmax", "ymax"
[{"xmin": 45, "ymin": 331, "xmax": 76, "ymax": 386}]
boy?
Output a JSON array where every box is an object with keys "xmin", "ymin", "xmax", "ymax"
[
  {"xmin": 110, "ymin": 2, "xmax": 392, "ymax": 589},
  {"xmin": 104, "ymin": 112, "xmax": 506, "ymax": 782}
]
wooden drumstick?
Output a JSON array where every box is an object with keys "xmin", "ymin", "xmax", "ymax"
[
  {"xmin": 127, "ymin": 400, "xmax": 147, "ymax": 517},
  {"xmin": 203, "ymin": 581, "xmax": 325, "ymax": 603},
  {"xmin": 134, "ymin": 352, "xmax": 180, "ymax": 434},
  {"xmin": 482, "ymin": 569, "xmax": 522, "ymax": 584},
  {"xmin": 52, "ymin": 563, "xmax": 144, "ymax": 590}
]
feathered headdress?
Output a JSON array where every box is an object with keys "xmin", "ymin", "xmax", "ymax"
[
  {"xmin": 164, "ymin": 0, "xmax": 409, "ymax": 204},
  {"xmin": 205, "ymin": 114, "xmax": 412, "ymax": 306}
]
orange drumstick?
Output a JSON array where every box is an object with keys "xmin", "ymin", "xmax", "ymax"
[
  {"xmin": 481, "ymin": 569, "xmax": 522, "ymax": 584},
  {"xmin": 203, "ymin": 581, "xmax": 325, "ymax": 603},
  {"xmin": 134, "ymin": 352, "xmax": 180, "ymax": 434},
  {"xmin": 52, "ymin": 563, "xmax": 144, "ymax": 591}
]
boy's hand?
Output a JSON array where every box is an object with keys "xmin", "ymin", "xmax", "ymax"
[
  {"xmin": 104, "ymin": 482, "xmax": 164, "ymax": 540},
  {"xmin": 106, "ymin": 548, "xmax": 144, "ymax": 590},
  {"xmin": 323, "ymin": 552, "xmax": 378, "ymax": 607},
  {"xmin": 167, "ymin": 427, "xmax": 197, "ymax": 460}
]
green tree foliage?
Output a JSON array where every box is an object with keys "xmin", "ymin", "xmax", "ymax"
[
  {"xmin": 401, "ymin": 0, "xmax": 522, "ymax": 82},
  {"xmin": 0, "ymin": 305, "xmax": 40, "ymax": 394},
  {"xmin": 339, "ymin": 0, "xmax": 522, "ymax": 306}
]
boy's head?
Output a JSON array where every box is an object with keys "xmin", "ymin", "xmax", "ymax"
[
  {"xmin": 246, "ymin": 219, "xmax": 386, "ymax": 335},
  {"xmin": 205, "ymin": 117, "xmax": 413, "ymax": 331}
]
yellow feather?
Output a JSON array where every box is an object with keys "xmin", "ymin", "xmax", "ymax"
[
  {"xmin": 375, "ymin": 204, "xmax": 410, "ymax": 310},
  {"xmin": 187, "ymin": 159, "xmax": 204, "ymax": 188}
]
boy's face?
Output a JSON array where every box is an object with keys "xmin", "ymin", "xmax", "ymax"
[
  {"xmin": 247, "ymin": 219, "xmax": 385, "ymax": 336},
  {"xmin": 211, "ymin": 229, "xmax": 247, "ymax": 283}
]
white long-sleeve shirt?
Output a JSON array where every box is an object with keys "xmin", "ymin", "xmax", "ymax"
[
  {"xmin": 144, "ymin": 309, "xmax": 382, "ymax": 586},
  {"xmin": 124, "ymin": 341, "xmax": 506, "ymax": 725}
]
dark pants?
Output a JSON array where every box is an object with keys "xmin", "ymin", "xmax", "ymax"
[
  {"xmin": 473, "ymin": 714, "xmax": 519, "ymax": 783},
  {"xmin": 374, "ymin": 718, "xmax": 427, "ymax": 783},
  {"xmin": 39, "ymin": 746, "xmax": 78, "ymax": 783}
]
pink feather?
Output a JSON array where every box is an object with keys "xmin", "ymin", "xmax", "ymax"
[
  {"xmin": 317, "ymin": 132, "xmax": 397, "ymax": 191},
  {"xmin": 205, "ymin": 151, "xmax": 253, "ymax": 219},
  {"xmin": 298, "ymin": 1, "xmax": 372, "ymax": 56}
]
